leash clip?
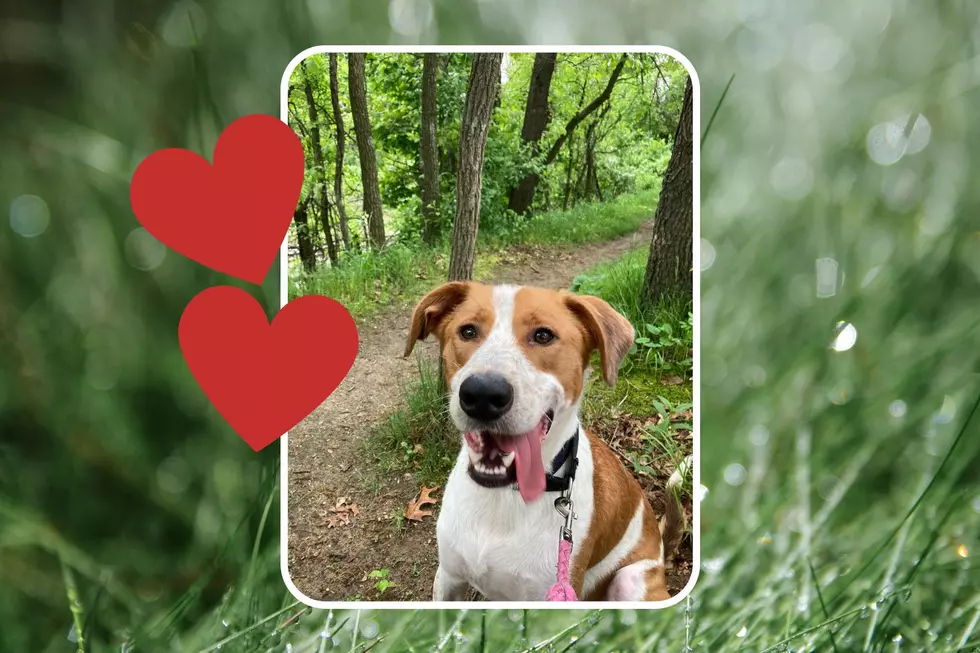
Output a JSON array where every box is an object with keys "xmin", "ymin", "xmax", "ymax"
[{"xmin": 554, "ymin": 484, "xmax": 576, "ymax": 542}]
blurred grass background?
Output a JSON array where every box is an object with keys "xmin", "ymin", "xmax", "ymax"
[{"xmin": 2, "ymin": 0, "xmax": 980, "ymax": 651}]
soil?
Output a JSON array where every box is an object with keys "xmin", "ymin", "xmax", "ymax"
[{"xmin": 286, "ymin": 223, "xmax": 694, "ymax": 602}]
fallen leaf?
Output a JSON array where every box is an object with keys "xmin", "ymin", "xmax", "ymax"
[
  {"xmin": 327, "ymin": 512, "xmax": 350, "ymax": 528},
  {"xmin": 405, "ymin": 486, "xmax": 440, "ymax": 522},
  {"xmin": 327, "ymin": 497, "xmax": 359, "ymax": 523},
  {"xmin": 413, "ymin": 443, "xmax": 424, "ymax": 454},
  {"xmin": 662, "ymin": 375, "xmax": 684, "ymax": 386}
]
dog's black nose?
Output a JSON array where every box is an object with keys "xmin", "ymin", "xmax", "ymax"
[{"xmin": 459, "ymin": 373, "xmax": 514, "ymax": 422}]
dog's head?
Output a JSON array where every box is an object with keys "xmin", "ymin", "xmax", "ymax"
[{"xmin": 404, "ymin": 282, "xmax": 634, "ymax": 495}]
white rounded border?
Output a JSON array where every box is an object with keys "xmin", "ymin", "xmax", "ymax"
[{"xmin": 277, "ymin": 45, "xmax": 702, "ymax": 611}]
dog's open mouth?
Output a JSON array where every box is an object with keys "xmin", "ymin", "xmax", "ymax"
[{"xmin": 464, "ymin": 410, "xmax": 554, "ymax": 495}]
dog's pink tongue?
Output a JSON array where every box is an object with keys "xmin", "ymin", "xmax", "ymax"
[{"xmin": 499, "ymin": 423, "xmax": 546, "ymax": 503}]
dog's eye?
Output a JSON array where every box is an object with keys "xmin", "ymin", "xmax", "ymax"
[
  {"xmin": 533, "ymin": 328, "xmax": 556, "ymax": 345},
  {"xmin": 459, "ymin": 324, "xmax": 479, "ymax": 341}
]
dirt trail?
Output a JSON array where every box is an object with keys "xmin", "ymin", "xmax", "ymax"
[{"xmin": 286, "ymin": 225, "xmax": 654, "ymax": 602}]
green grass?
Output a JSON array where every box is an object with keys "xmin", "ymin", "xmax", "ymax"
[
  {"xmin": 364, "ymin": 356, "xmax": 458, "ymax": 488},
  {"xmin": 10, "ymin": 5, "xmax": 980, "ymax": 651},
  {"xmin": 288, "ymin": 190, "xmax": 657, "ymax": 317},
  {"xmin": 572, "ymin": 247, "xmax": 695, "ymax": 490},
  {"xmin": 492, "ymin": 188, "xmax": 659, "ymax": 247}
]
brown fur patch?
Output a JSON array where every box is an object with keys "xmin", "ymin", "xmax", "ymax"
[
  {"xmin": 405, "ymin": 282, "xmax": 498, "ymax": 385},
  {"xmin": 404, "ymin": 281, "xmax": 472, "ymax": 357},
  {"xmin": 512, "ymin": 287, "xmax": 593, "ymax": 402},
  {"xmin": 437, "ymin": 283, "xmax": 497, "ymax": 384},
  {"xmin": 571, "ymin": 431, "xmax": 667, "ymax": 601},
  {"xmin": 563, "ymin": 294, "xmax": 635, "ymax": 387}
]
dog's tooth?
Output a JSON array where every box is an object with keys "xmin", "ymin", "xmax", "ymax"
[{"xmin": 502, "ymin": 451, "xmax": 515, "ymax": 465}]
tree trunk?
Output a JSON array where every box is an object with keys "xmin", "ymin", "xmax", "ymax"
[
  {"xmin": 294, "ymin": 200, "xmax": 316, "ymax": 272},
  {"xmin": 348, "ymin": 53, "xmax": 386, "ymax": 250},
  {"xmin": 328, "ymin": 54, "xmax": 352, "ymax": 253},
  {"xmin": 562, "ymin": 132, "xmax": 576, "ymax": 211},
  {"xmin": 420, "ymin": 53, "xmax": 440, "ymax": 245},
  {"xmin": 584, "ymin": 105, "xmax": 608, "ymax": 202},
  {"xmin": 508, "ymin": 53, "xmax": 557, "ymax": 216},
  {"xmin": 302, "ymin": 62, "xmax": 338, "ymax": 267},
  {"xmin": 642, "ymin": 75, "xmax": 694, "ymax": 307},
  {"xmin": 447, "ymin": 53, "xmax": 503, "ymax": 282},
  {"xmin": 510, "ymin": 53, "xmax": 628, "ymax": 216}
]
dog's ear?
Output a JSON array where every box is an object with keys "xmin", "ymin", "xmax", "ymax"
[
  {"xmin": 564, "ymin": 294, "xmax": 635, "ymax": 387},
  {"xmin": 404, "ymin": 282, "xmax": 471, "ymax": 357}
]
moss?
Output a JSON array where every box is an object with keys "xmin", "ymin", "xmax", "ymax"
[{"xmin": 582, "ymin": 355, "xmax": 692, "ymax": 428}]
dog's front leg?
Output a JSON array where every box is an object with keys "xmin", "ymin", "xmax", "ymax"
[{"xmin": 432, "ymin": 565, "xmax": 470, "ymax": 601}]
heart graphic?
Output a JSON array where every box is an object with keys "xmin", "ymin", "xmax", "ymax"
[
  {"xmin": 179, "ymin": 286, "xmax": 358, "ymax": 451},
  {"xmin": 130, "ymin": 114, "xmax": 304, "ymax": 285}
]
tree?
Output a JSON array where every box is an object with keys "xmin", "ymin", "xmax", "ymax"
[
  {"xmin": 511, "ymin": 53, "xmax": 628, "ymax": 214},
  {"xmin": 507, "ymin": 52, "xmax": 557, "ymax": 215},
  {"xmin": 447, "ymin": 53, "xmax": 503, "ymax": 282},
  {"xmin": 293, "ymin": 198, "xmax": 316, "ymax": 272},
  {"xmin": 301, "ymin": 61, "xmax": 338, "ymax": 266},
  {"xmin": 419, "ymin": 53, "xmax": 440, "ymax": 245},
  {"xmin": 328, "ymin": 54, "xmax": 351, "ymax": 253},
  {"xmin": 348, "ymin": 53, "xmax": 386, "ymax": 250},
  {"xmin": 541, "ymin": 53, "xmax": 628, "ymax": 169},
  {"xmin": 641, "ymin": 74, "xmax": 694, "ymax": 307}
]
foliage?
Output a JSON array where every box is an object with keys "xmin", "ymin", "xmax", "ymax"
[
  {"xmin": 289, "ymin": 190, "xmax": 654, "ymax": 317},
  {"xmin": 366, "ymin": 356, "xmax": 459, "ymax": 487},
  {"xmin": 367, "ymin": 569, "xmax": 392, "ymax": 594},
  {"xmin": 6, "ymin": 0, "xmax": 980, "ymax": 649},
  {"xmin": 287, "ymin": 242, "xmax": 445, "ymax": 313},
  {"xmin": 487, "ymin": 188, "xmax": 658, "ymax": 246},
  {"xmin": 572, "ymin": 247, "xmax": 694, "ymax": 494},
  {"xmin": 634, "ymin": 312, "xmax": 694, "ymax": 376},
  {"xmin": 286, "ymin": 52, "xmax": 682, "ymax": 255}
]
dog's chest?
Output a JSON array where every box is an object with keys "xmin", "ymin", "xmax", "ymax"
[{"xmin": 438, "ymin": 471, "xmax": 564, "ymax": 601}]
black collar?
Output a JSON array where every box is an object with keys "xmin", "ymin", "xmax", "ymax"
[{"xmin": 543, "ymin": 427, "xmax": 580, "ymax": 492}]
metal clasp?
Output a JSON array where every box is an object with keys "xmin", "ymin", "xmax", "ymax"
[{"xmin": 554, "ymin": 487, "xmax": 576, "ymax": 542}]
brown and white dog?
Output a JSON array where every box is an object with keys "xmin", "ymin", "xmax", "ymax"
[{"xmin": 404, "ymin": 281, "xmax": 684, "ymax": 602}]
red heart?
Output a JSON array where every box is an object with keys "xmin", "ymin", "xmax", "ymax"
[
  {"xmin": 179, "ymin": 286, "xmax": 358, "ymax": 451},
  {"xmin": 130, "ymin": 114, "xmax": 304, "ymax": 285}
]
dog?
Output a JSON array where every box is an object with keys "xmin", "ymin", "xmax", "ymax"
[{"xmin": 404, "ymin": 281, "xmax": 685, "ymax": 602}]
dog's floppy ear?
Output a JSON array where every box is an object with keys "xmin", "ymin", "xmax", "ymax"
[
  {"xmin": 404, "ymin": 282, "xmax": 471, "ymax": 357},
  {"xmin": 564, "ymin": 294, "xmax": 635, "ymax": 387}
]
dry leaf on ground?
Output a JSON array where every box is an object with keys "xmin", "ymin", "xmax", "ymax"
[
  {"xmin": 405, "ymin": 486, "xmax": 440, "ymax": 522},
  {"xmin": 327, "ymin": 512, "xmax": 351, "ymax": 528},
  {"xmin": 327, "ymin": 497, "xmax": 359, "ymax": 525}
]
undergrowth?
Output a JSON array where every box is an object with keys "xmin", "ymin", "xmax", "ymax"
[
  {"xmin": 288, "ymin": 191, "xmax": 657, "ymax": 316},
  {"xmin": 364, "ymin": 356, "xmax": 457, "ymax": 488}
]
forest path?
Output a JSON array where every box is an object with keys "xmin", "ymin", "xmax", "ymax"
[{"xmin": 286, "ymin": 223, "xmax": 653, "ymax": 602}]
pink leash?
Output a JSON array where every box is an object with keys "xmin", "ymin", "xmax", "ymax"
[{"xmin": 546, "ymin": 490, "xmax": 578, "ymax": 601}]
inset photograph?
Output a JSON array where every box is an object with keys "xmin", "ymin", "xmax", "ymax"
[{"xmin": 282, "ymin": 48, "xmax": 698, "ymax": 605}]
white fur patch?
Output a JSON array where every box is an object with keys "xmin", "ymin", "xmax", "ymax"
[
  {"xmin": 606, "ymin": 559, "xmax": 664, "ymax": 601},
  {"xmin": 434, "ymin": 415, "xmax": 596, "ymax": 600},
  {"xmin": 449, "ymin": 285, "xmax": 567, "ymax": 437}
]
